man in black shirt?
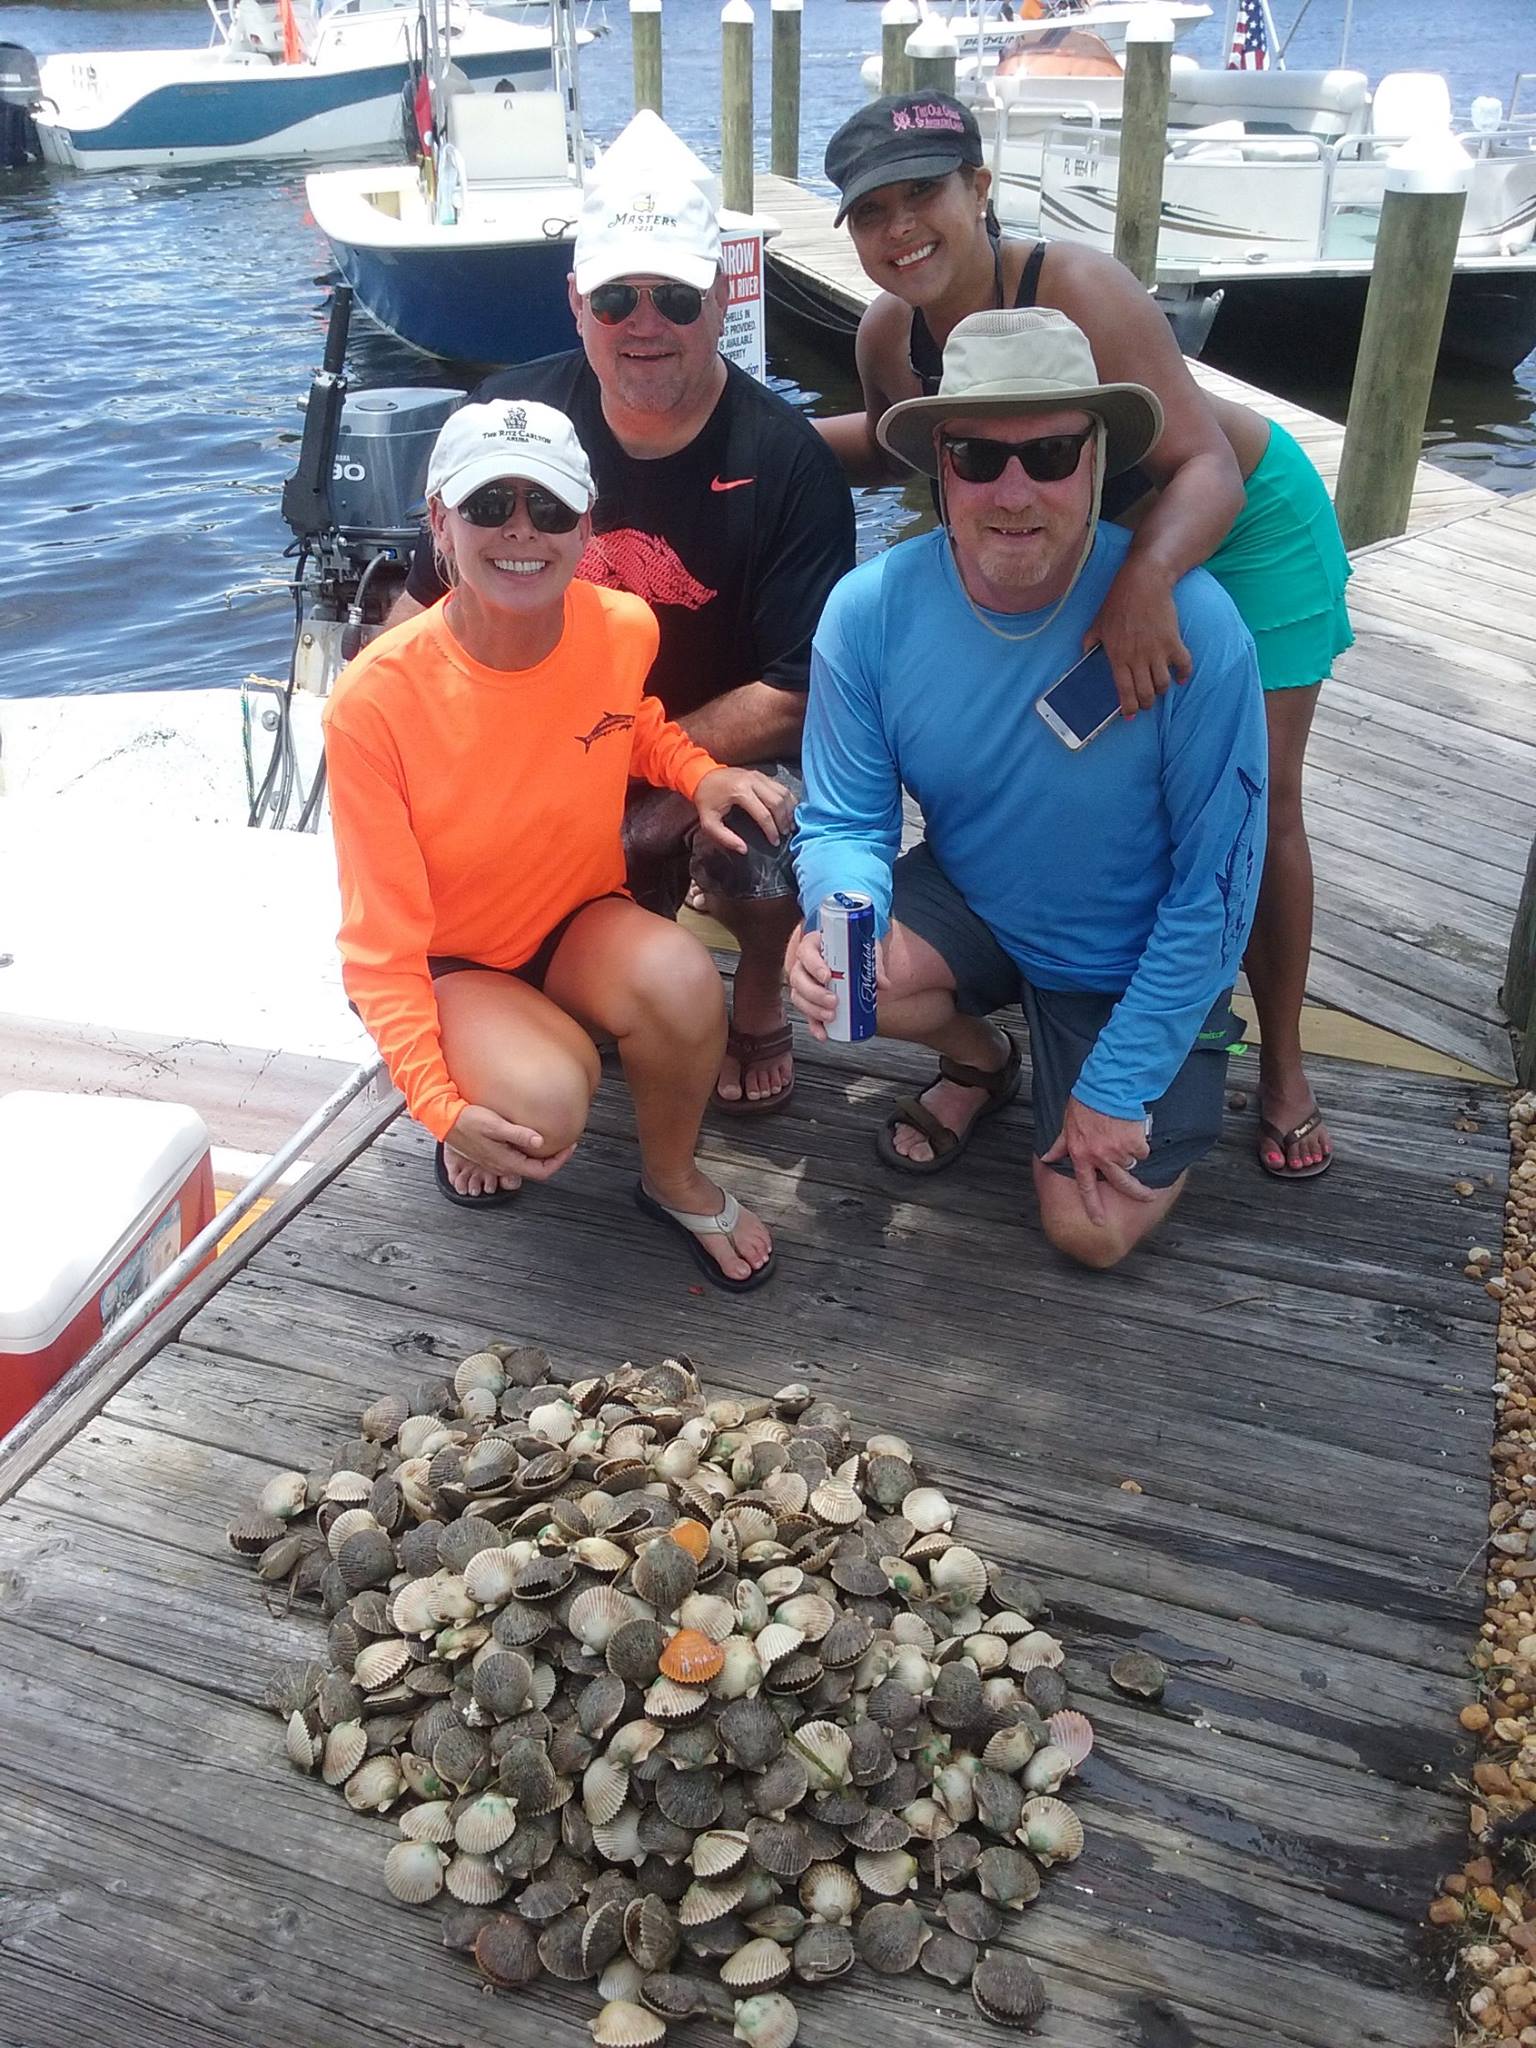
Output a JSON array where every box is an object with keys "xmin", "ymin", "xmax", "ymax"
[{"xmin": 389, "ymin": 173, "xmax": 855, "ymax": 1114}]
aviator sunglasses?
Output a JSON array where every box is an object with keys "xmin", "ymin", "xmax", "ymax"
[
  {"xmin": 455, "ymin": 482, "xmax": 583, "ymax": 534},
  {"xmin": 587, "ymin": 279, "xmax": 706, "ymax": 328},
  {"xmin": 941, "ymin": 427, "xmax": 1095, "ymax": 486}
]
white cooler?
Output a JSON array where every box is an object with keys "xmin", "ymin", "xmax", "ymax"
[{"xmin": 0, "ymin": 1091, "xmax": 214, "ymax": 1438}]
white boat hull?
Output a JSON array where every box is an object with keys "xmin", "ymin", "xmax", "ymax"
[
  {"xmin": 306, "ymin": 159, "xmax": 585, "ymax": 360},
  {"xmin": 30, "ymin": 14, "xmax": 566, "ymax": 171}
]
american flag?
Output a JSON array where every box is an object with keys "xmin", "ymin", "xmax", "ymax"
[{"xmin": 1227, "ymin": 0, "xmax": 1273, "ymax": 69}]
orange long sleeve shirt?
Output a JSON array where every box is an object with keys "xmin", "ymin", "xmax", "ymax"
[{"xmin": 322, "ymin": 586, "xmax": 718, "ymax": 1143}]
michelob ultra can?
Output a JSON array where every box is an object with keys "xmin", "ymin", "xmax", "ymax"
[{"xmin": 820, "ymin": 892, "xmax": 878, "ymax": 1042}]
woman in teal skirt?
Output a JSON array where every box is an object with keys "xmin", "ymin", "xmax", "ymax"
[
  {"xmin": 1201, "ymin": 410, "xmax": 1353, "ymax": 1180},
  {"xmin": 818, "ymin": 91, "xmax": 1351, "ymax": 1181}
]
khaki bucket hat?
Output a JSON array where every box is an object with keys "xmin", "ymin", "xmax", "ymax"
[{"xmin": 878, "ymin": 308, "xmax": 1164, "ymax": 479}]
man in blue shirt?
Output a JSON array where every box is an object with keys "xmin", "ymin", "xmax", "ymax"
[{"xmin": 789, "ymin": 310, "xmax": 1268, "ymax": 1269}]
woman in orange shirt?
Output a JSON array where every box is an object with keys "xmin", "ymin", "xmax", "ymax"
[{"xmin": 323, "ymin": 400, "xmax": 791, "ymax": 1292}]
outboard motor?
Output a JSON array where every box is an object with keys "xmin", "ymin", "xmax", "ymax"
[
  {"xmin": 249, "ymin": 287, "xmax": 457, "ymax": 830},
  {"xmin": 0, "ymin": 44, "xmax": 43, "ymax": 169},
  {"xmin": 280, "ymin": 286, "xmax": 458, "ymax": 698}
]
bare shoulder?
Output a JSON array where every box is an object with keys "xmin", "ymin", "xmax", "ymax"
[{"xmin": 1036, "ymin": 241, "xmax": 1206, "ymax": 390}]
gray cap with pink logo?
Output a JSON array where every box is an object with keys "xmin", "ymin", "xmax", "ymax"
[{"xmin": 824, "ymin": 92, "xmax": 984, "ymax": 226}]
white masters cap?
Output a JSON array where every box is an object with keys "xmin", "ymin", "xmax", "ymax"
[
  {"xmin": 573, "ymin": 172, "xmax": 722, "ymax": 296},
  {"xmin": 425, "ymin": 400, "xmax": 595, "ymax": 513}
]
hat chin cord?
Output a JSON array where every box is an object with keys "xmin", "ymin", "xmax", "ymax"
[{"xmin": 938, "ymin": 419, "xmax": 1106, "ymax": 645}]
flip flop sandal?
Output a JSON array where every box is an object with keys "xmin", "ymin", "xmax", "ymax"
[
  {"xmin": 875, "ymin": 1032, "xmax": 1023, "ymax": 1177},
  {"xmin": 1257, "ymin": 1110, "xmax": 1334, "ymax": 1182},
  {"xmin": 634, "ymin": 1179, "xmax": 777, "ymax": 1293},
  {"xmin": 434, "ymin": 1140, "xmax": 522, "ymax": 1210},
  {"xmin": 712, "ymin": 1023, "xmax": 796, "ymax": 1118}
]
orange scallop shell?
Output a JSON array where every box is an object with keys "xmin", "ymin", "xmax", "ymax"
[
  {"xmin": 669, "ymin": 1519, "xmax": 712, "ymax": 1564},
  {"xmin": 659, "ymin": 1627, "xmax": 726, "ymax": 1685}
]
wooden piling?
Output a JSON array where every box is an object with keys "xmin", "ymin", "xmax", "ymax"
[
  {"xmin": 880, "ymin": 0, "xmax": 918, "ymax": 98},
  {"xmin": 770, "ymin": 0, "xmax": 801, "ymax": 181},
  {"xmin": 721, "ymin": 0, "xmax": 755, "ymax": 215},
  {"xmin": 1506, "ymin": 836, "xmax": 1536, "ymax": 1086},
  {"xmin": 905, "ymin": 16, "xmax": 958, "ymax": 99},
  {"xmin": 1112, "ymin": 10, "xmax": 1174, "ymax": 287},
  {"xmin": 630, "ymin": 0, "xmax": 662, "ymax": 117},
  {"xmin": 1335, "ymin": 176, "xmax": 1469, "ymax": 550}
]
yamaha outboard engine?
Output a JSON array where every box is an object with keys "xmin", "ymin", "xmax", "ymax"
[
  {"xmin": 253, "ymin": 287, "xmax": 456, "ymax": 828},
  {"xmin": 0, "ymin": 44, "xmax": 43, "ymax": 168},
  {"xmin": 280, "ymin": 286, "xmax": 458, "ymax": 698}
]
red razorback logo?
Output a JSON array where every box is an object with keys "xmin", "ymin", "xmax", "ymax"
[{"xmin": 579, "ymin": 529, "xmax": 715, "ymax": 610}]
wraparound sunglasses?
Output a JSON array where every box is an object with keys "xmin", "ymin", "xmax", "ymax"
[
  {"xmin": 587, "ymin": 280, "xmax": 706, "ymax": 328},
  {"xmin": 456, "ymin": 482, "xmax": 583, "ymax": 534},
  {"xmin": 941, "ymin": 427, "xmax": 1095, "ymax": 485}
]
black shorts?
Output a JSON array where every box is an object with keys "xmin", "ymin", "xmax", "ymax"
[
  {"xmin": 891, "ymin": 841, "xmax": 1243, "ymax": 1189},
  {"xmin": 427, "ymin": 893, "xmax": 627, "ymax": 994}
]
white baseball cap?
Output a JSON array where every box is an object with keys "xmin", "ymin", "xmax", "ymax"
[
  {"xmin": 425, "ymin": 400, "xmax": 595, "ymax": 513},
  {"xmin": 573, "ymin": 173, "xmax": 722, "ymax": 296}
]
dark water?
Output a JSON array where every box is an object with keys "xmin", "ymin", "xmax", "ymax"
[{"xmin": 1, "ymin": 0, "xmax": 1532, "ymax": 697}]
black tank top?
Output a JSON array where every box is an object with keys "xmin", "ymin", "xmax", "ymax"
[{"xmin": 908, "ymin": 236, "xmax": 1150, "ymax": 523}]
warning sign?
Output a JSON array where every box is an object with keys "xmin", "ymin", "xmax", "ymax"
[{"xmin": 719, "ymin": 229, "xmax": 765, "ymax": 383}]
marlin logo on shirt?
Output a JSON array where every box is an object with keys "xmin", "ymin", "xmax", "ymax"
[{"xmin": 576, "ymin": 711, "xmax": 636, "ymax": 751}]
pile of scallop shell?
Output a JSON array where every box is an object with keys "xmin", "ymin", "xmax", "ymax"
[{"xmin": 235, "ymin": 1349, "xmax": 1094, "ymax": 2043}]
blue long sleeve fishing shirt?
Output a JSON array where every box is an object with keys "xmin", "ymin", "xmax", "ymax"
[{"xmin": 794, "ymin": 523, "xmax": 1269, "ymax": 1122}]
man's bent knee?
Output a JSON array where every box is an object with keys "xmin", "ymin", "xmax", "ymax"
[{"xmin": 1040, "ymin": 1208, "xmax": 1135, "ymax": 1271}]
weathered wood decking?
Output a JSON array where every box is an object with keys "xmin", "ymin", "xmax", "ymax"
[
  {"xmin": 757, "ymin": 173, "xmax": 1536, "ymax": 1080},
  {"xmin": 1298, "ymin": 489, "xmax": 1536, "ymax": 1083},
  {"xmin": 0, "ymin": 1027, "xmax": 1506, "ymax": 2048}
]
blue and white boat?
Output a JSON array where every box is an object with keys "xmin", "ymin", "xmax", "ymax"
[
  {"xmin": 305, "ymin": 0, "xmax": 591, "ymax": 362},
  {"xmin": 18, "ymin": 0, "xmax": 584, "ymax": 174}
]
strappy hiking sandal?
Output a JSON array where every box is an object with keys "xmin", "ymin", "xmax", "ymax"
[
  {"xmin": 712, "ymin": 1023, "xmax": 796, "ymax": 1118},
  {"xmin": 1257, "ymin": 1109, "xmax": 1334, "ymax": 1182},
  {"xmin": 634, "ymin": 1179, "xmax": 777, "ymax": 1294},
  {"xmin": 434, "ymin": 1140, "xmax": 521, "ymax": 1210},
  {"xmin": 875, "ymin": 1031, "xmax": 1023, "ymax": 1177}
]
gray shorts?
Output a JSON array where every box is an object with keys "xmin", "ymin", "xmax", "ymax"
[
  {"xmin": 624, "ymin": 760, "xmax": 801, "ymax": 918},
  {"xmin": 891, "ymin": 841, "xmax": 1242, "ymax": 1189}
]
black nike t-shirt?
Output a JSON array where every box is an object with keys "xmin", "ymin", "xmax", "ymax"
[{"xmin": 405, "ymin": 352, "xmax": 855, "ymax": 721}]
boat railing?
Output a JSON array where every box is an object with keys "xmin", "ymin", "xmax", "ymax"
[{"xmin": 994, "ymin": 92, "xmax": 1111, "ymax": 154}]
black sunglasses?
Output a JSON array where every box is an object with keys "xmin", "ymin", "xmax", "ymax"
[
  {"xmin": 941, "ymin": 428, "xmax": 1094, "ymax": 486},
  {"xmin": 587, "ymin": 279, "xmax": 706, "ymax": 328},
  {"xmin": 456, "ymin": 482, "xmax": 583, "ymax": 534}
]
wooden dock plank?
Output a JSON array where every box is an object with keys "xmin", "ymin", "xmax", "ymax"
[{"xmin": 0, "ymin": 1030, "xmax": 1500, "ymax": 2047}]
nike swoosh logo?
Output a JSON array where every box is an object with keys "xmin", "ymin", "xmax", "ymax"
[{"xmin": 710, "ymin": 476, "xmax": 755, "ymax": 493}]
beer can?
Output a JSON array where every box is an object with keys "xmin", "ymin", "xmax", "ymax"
[{"xmin": 820, "ymin": 892, "xmax": 878, "ymax": 1042}]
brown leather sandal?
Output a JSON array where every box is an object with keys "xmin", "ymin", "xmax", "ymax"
[
  {"xmin": 712, "ymin": 1023, "xmax": 796, "ymax": 1118},
  {"xmin": 875, "ymin": 1031, "xmax": 1023, "ymax": 1176}
]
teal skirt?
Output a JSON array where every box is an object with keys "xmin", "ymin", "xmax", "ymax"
[{"xmin": 1204, "ymin": 420, "xmax": 1354, "ymax": 693}]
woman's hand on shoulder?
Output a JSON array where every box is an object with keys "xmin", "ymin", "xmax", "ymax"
[
  {"xmin": 446, "ymin": 1104, "xmax": 575, "ymax": 1186},
  {"xmin": 693, "ymin": 769, "xmax": 797, "ymax": 854},
  {"xmin": 1090, "ymin": 557, "xmax": 1192, "ymax": 717}
]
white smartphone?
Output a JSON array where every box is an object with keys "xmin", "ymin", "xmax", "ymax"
[{"xmin": 1035, "ymin": 643, "xmax": 1123, "ymax": 752}]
